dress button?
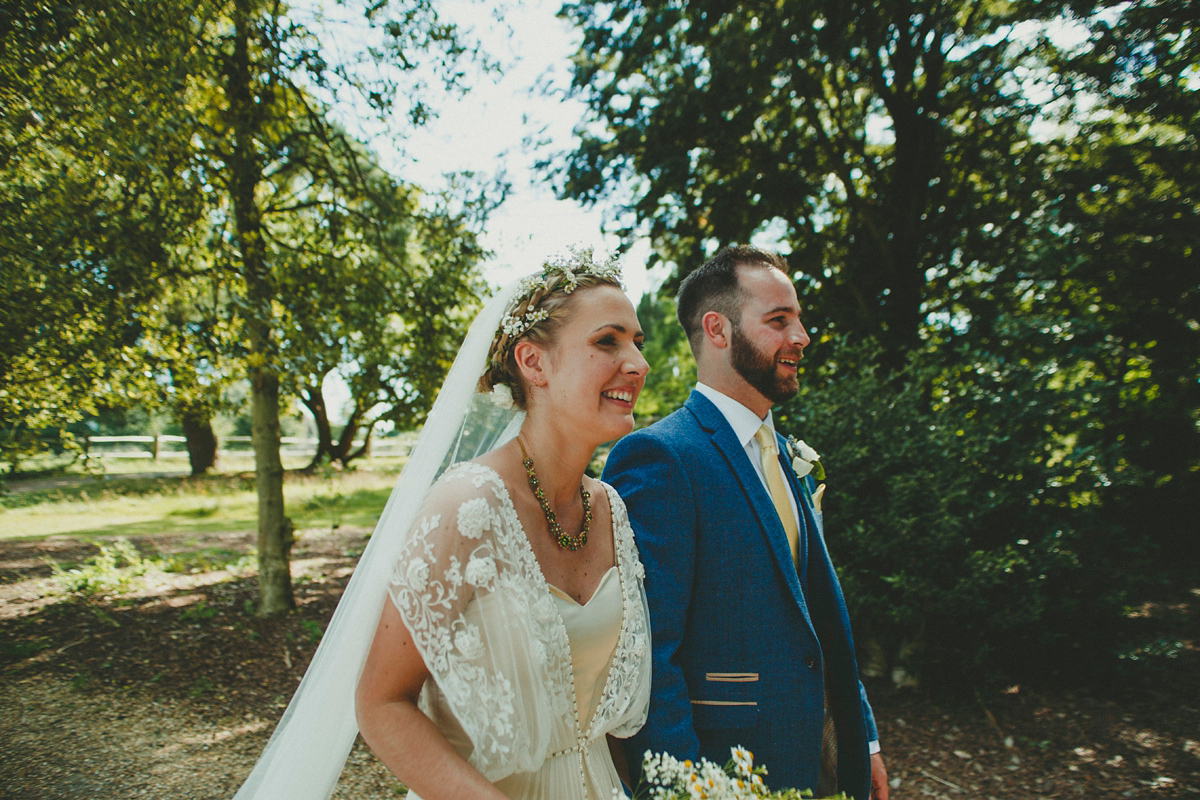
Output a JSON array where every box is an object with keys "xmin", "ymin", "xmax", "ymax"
[{"xmin": 805, "ymin": 657, "xmax": 817, "ymax": 669}]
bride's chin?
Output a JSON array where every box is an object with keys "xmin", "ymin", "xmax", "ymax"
[{"xmin": 605, "ymin": 416, "xmax": 636, "ymax": 441}]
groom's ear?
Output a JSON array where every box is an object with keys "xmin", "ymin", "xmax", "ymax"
[
  {"xmin": 512, "ymin": 340, "xmax": 548, "ymax": 388},
  {"xmin": 701, "ymin": 311, "xmax": 730, "ymax": 350}
]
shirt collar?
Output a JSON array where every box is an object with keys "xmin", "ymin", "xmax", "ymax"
[{"xmin": 694, "ymin": 382, "xmax": 777, "ymax": 449}]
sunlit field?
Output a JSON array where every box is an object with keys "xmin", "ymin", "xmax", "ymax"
[{"xmin": 0, "ymin": 460, "xmax": 404, "ymax": 542}]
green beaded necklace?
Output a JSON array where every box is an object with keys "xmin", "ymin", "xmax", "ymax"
[{"xmin": 517, "ymin": 436, "xmax": 592, "ymax": 551}]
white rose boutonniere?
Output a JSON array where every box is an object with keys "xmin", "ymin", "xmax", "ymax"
[{"xmin": 786, "ymin": 435, "xmax": 825, "ymax": 482}]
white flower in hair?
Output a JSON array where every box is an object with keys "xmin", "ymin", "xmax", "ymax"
[{"xmin": 489, "ymin": 383, "xmax": 516, "ymax": 410}]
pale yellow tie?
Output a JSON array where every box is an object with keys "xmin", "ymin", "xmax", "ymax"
[{"xmin": 755, "ymin": 424, "xmax": 799, "ymax": 564}]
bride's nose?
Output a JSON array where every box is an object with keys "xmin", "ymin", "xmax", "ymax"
[{"xmin": 624, "ymin": 348, "xmax": 649, "ymax": 377}]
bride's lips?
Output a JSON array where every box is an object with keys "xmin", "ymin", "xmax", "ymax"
[{"xmin": 601, "ymin": 386, "xmax": 639, "ymax": 408}]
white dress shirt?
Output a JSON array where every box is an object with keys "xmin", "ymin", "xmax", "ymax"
[{"xmin": 693, "ymin": 382, "xmax": 802, "ymax": 528}]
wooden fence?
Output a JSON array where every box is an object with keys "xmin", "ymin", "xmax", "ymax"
[{"xmin": 81, "ymin": 434, "xmax": 412, "ymax": 461}]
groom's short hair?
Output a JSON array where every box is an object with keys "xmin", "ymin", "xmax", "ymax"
[{"xmin": 677, "ymin": 245, "xmax": 791, "ymax": 353}]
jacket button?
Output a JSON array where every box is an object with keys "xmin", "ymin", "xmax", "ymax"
[{"xmin": 805, "ymin": 657, "xmax": 817, "ymax": 669}]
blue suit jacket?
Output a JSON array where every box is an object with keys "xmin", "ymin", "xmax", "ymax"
[{"xmin": 603, "ymin": 391, "xmax": 877, "ymax": 799}]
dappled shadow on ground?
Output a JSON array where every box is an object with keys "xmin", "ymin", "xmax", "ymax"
[{"xmin": 0, "ymin": 528, "xmax": 1196, "ymax": 799}]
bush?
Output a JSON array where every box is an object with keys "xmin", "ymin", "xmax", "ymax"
[
  {"xmin": 778, "ymin": 340, "xmax": 1167, "ymax": 691},
  {"xmin": 47, "ymin": 538, "xmax": 155, "ymax": 598}
]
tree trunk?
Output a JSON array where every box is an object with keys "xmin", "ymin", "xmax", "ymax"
[
  {"xmin": 180, "ymin": 409, "xmax": 218, "ymax": 475},
  {"xmin": 331, "ymin": 400, "xmax": 366, "ymax": 466},
  {"xmin": 301, "ymin": 385, "xmax": 334, "ymax": 472},
  {"xmin": 342, "ymin": 415, "xmax": 378, "ymax": 466},
  {"xmin": 227, "ymin": 0, "xmax": 293, "ymax": 615},
  {"xmin": 250, "ymin": 357, "xmax": 294, "ymax": 615}
]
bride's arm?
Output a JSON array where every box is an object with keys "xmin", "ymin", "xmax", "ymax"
[{"xmin": 356, "ymin": 600, "xmax": 508, "ymax": 800}]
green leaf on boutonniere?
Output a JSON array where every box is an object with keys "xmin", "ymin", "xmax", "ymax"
[{"xmin": 787, "ymin": 436, "xmax": 825, "ymax": 482}]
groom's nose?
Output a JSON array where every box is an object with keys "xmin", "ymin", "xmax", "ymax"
[{"xmin": 789, "ymin": 321, "xmax": 810, "ymax": 348}]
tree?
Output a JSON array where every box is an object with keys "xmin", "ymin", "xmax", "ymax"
[
  {"xmin": 0, "ymin": 0, "xmax": 207, "ymax": 472},
  {"xmin": 2, "ymin": 0, "xmax": 493, "ymax": 613},
  {"xmin": 561, "ymin": 1, "xmax": 1199, "ymax": 685},
  {"xmin": 558, "ymin": 0, "xmax": 1086, "ymax": 366},
  {"xmin": 1043, "ymin": 0, "xmax": 1200, "ymax": 571},
  {"xmin": 189, "ymin": 0, "xmax": 491, "ymax": 612},
  {"xmin": 268, "ymin": 143, "xmax": 492, "ymax": 471}
]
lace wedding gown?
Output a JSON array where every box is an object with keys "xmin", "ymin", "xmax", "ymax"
[{"xmin": 388, "ymin": 462, "xmax": 652, "ymax": 800}]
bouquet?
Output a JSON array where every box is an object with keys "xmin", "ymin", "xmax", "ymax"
[{"xmin": 626, "ymin": 747, "xmax": 849, "ymax": 800}]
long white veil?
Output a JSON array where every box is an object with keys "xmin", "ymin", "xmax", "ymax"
[{"xmin": 234, "ymin": 281, "xmax": 524, "ymax": 799}]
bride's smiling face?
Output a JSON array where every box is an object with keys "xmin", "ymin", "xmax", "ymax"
[{"xmin": 535, "ymin": 285, "xmax": 648, "ymax": 442}]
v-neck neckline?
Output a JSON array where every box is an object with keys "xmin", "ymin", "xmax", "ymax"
[
  {"xmin": 475, "ymin": 463, "xmax": 620, "ymax": 605},
  {"xmin": 465, "ymin": 463, "xmax": 630, "ymax": 738},
  {"xmin": 547, "ymin": 564, "xmax": 618, "ymax": 608}
]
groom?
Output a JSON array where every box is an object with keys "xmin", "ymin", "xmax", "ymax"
[{"xmin": 604, "ymin": 246, "xmax": 888, "ymax": 799}]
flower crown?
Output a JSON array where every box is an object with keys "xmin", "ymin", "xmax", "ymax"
[{"xmin": 497, "ymin": 245, "xmax": 623, "ymax": 342}]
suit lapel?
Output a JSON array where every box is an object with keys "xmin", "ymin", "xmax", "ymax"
[
  {"xmin": 685, "ymin": 392, "xmax": 814, "ymax": 621},
  {"xmin": 782, "ymin": 446, "xmax": 819, "ymax": 586}
]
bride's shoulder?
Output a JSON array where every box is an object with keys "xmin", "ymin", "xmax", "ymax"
[
  {"xmin": 423, "ymin": 461, "xmax": 509, "ymax": 510},
  {"xmin": 592, "ymin": 477, "xmax": 631, "ymax": 527},
  {"xmin": 402, "ymin": 463, "xmax": 518, "ymax": 554}
]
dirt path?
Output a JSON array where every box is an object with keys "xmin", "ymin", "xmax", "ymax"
[
  {"xmin": 0, "ymin": 673, "xmax": 401, "ymax": 800},
  {"xmin": 1, "ymin": 528, "xmax": 1196, "ymax": 799}
]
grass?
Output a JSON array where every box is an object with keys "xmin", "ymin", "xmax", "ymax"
[{"xmin": 0, "ymin": 461, "xmax": 402, "ymax": 542}]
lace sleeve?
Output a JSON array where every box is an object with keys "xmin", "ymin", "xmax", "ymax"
[{"xmin": 386, "ymin": 464, "xmax": 570, "ymax": 781}]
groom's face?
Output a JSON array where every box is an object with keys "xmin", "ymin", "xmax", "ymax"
[{"xmin": 728, "ymin": 266, "xmax": 809, "ymax": 405}]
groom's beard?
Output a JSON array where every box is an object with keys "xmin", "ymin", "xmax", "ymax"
[{"xmin": 730, "ymin": 322, "xmax": 801, "ymax": 405}]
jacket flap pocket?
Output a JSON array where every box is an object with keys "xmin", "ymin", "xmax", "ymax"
[{"xmin": 690, "ymin": 700, "xmax": 759, "ymax": 730}]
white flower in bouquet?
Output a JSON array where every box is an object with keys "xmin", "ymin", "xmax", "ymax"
[{"xmin": 630, "ymin": 746, "xmax": 848, "ymax": 800}]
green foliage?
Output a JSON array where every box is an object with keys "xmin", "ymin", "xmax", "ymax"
[
  {"xmin": 563, "ymin": 0, "xmax": 1199, "ymax": 690},
  {"xmin": 47, "ymin": 538, "xmax": 155, "ymax": 599},
  {"xmin": 0, "ymin": 0, "xmax": 209, "ymax": 472},
  {"xmin": 778, "ymin": 339, "xmax": 1168, "ymax": 689},
  {"xmin": 179, "ymin": 601, "xmax": 219, "ymax": 624},
  {"xmin": 160, "ymin": 547, "xmax": 256, "ymax": 575},
  {"xmin": 300, "ymin": 619, "xmax": 324, "ymax": 644},
  {"xmin": 633, "ymin": 290, "xmax": 695, "ymax": 421},
  {"xmin": 559, "ymin": 0, "xmax": 1075, "ymax": 362},
  {"xmin": 69, "ymin": 668, "xmax": 92, "ymax": 691},
  {"xmin": 3, "ymin": 636, "xmax": 52, "ymax": 659},
  {"xmin": 2, "ymin": 0, "xmax": 497, "ymax": 608}
]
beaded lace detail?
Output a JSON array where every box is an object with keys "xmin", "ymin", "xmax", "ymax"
[{"xmin": 387, "ymin": 462, "xmax": 651, "ymax": 788}]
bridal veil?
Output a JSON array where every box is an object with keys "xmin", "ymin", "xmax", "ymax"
[{"xmin": 233, "ymin": 281, "xmax": 525, "ymax": 800}]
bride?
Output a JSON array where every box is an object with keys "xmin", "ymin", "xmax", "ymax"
[{"xmin": 234, "ymin": 247, "xmax": 653, "ymax": 800}]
